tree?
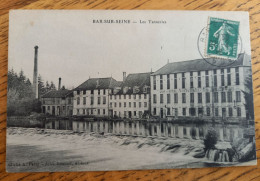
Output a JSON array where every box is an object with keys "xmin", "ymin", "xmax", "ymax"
[
  {"xmin": 242, "ymin": 68, "xmax": 254, "ymax": 120},
  {"xmin": 50, "ymin": 81, "xmax": 56, "ymax": 90}
]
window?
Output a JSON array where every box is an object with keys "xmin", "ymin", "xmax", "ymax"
[
  {"xmin": 144, "ymin": 94, "xmax": 147, "ymax": 99},
  {"xmin": 124, "ymin": 102, "xmax": 126, "ymax": 107},
  {"xmin": 91, "ymin": 90, "xmax": 94, "ymax": 94},
  {"xmin": 160, "ymin": 94, "xmax": 164, "ymax": 103},
  {"xmin": 114, "ymin": 95, "xmax": 117, "ymax": 100},
  {"xmin": 221, "ymin": 69, "xmax": 225, "ymax": 86},
  {"xmin": 236, "ymin": 67, "xmax": 240, "ymax": 85},
  {"xmin": 77, "ymin": 97, "xmax": 80, "ymax": 105},
  {"xmin": 198, "ymin": 93, "xmax": 202, "ymax": 103},
  {"xmin": 144, "ymin": 102, "xmax": 147, "ymax": 107},
  {"xmin": 119, "ymin": 95, "xmax": 121, "ymax": 99},
  {"xmin": 174, "ymin": 93, "xmax": 178, "ymax": 103},
  {"xmin": 227, "ymin": 68, "xmax": 231, "ymax": 86},
  {"xmin": 205, "ymin": 70, "xmax": 209, "ymax": 87},
  {"xmin": 221, "ymin": 92, "xmax": 226, "ymax": 103},
  {"xmin": 153, "ymin": 94, "xmax": 157, "ymax": 104},
  {"xmin": 103, "ymin": 89, "xmax": 106, "ymax": 95},
  {"xmin": 237, "ymin": 107, "xmax": 241, "ymax": 116},
  {"xmin": 227, "ymin": 91, "xmax": 232, "ymax": 103},
  {"xmin": 167, "ymin": 74, "xmax": 170, "ymax": 89},
  {"xmin": 139, "ymin": 95, "xmax": 141, "ymax": 99},
  {"xmin": 48, "ymin": 106, "xmax": 50, "ymax": 110},
  {"xmin": 133, "ymin": 95, "xmax": 136, "ymax": 99},
  {"xmin": 110, "ymin": 95, "xmax": 112, "ymax": 100},
  {"xmin": 98, "ymin": 89, "xmax": 100, "ymax": 95},
  {"xmin": 83, "ymin": 90, "xmax": 86, "ymax": 94},
  {"xmin": 98, "ymin": 97, "xmax": 101, "ymax": 105},
  {"xmin": 207, "ymin": 107, "xmax": 210, "ymax": 116},
  {"xmin": 229, "ymin": 107, "xmax": 233, "ymax": 117},
  {"xmin": 98, "ymin": 109, "xmax": 100, "ymax": 115},
  {"xmin": 236, "ymin": 91, "xmax": 241, "ymax": 102},
  {"xmin": 190, "ymin": 93, "xmax": 194, "ymax": 103},
  {"xmin": 129, "ymin": 102, "xmax": 131, "ymax": 107},
  {"xmin": 190, "ymin": 72, "xmax": 194, "ymax": 88},
  {"xmin": 215, "ymin": 108, "xmax": 219, "ymax": 116},
  {"xmin": 114, "ymin": 102, "xmax": 117, "ymax": 107},
  {"xmin": 77, "ymin": 90, "xmax": 80, "ymax": 95},
  {"xmin": 182, "ymin": 73, "xmax": 185, "ymax": 89},
  {"xmin": 91, "ymin": 96, "xmax": 94, "ymax": 105},
  {"xmin": 103, "ymin": 109, "xmax": 105, "ymax": 115},
  {"xmin": 103, "ymin": 96, "xmax": 106, "ymax": 104},
  {"xmin": 153, "ymin": 76, "xmax": 156, "ymax": 90},
  {"xmin": 214, "ymin": 69, "xmax": 217, "ymax": 87},
  {"xmin": 134, "ymin": 102, "xmax": 136, "ymax": 108},
  {"xmin": 160, "ymin": 75, "xmax": 163, "ymax": 90},
  {"xmin": 174, "ymin": 73, "xmax": 177, "ymax": 89},
  {"xmin": 167, "ymin": 108, "xmax": 170, "ymax": 115},
  {"xmin": 134, "ymin": 111, "xmax": 136, "ymax": 116},
  {"xmin": 139, "ymin": 102, "xmax": 141, "ymax": 107},
  {"xmin": 214, "ymin": 92, "xmax": 218, "ymax": 103},
  {"xmin": 124, "ymin": 95, "xmax": 126, "ymax": 99},
  {"xmin": 68, "ymin": 98, "xmax": 71, "ymax": 104},
  {"xmin": 83, "ymin": 97, "xmax": 86, "ymax": 105},
  {"xmin": 183, "ymin": 108, "xmax": 186, "ymax": 116},
  {"xmin": 129, "ymin": 95, "xmax": 131, "ymax": 99},
  {"xmin": 206, "ymin": 92, "xmax": 210, "ymax": 103},
  {"xmin": 77, "ymin": 109, "xmax": 80, "ymax": 115},
  {"xmin": 153, "ymin": 108, "xmax": 156, "ymax": 115},
  {"xmin": 182, "ymin": 93, "xmax": 186, "ymax": 103},
  {"xmin": 167, "ymin": 94, "xmax": 171, "ymax": 104},
  {"xmin": 119, "ymin": 102, "xmax": 122, "ymax": 107},
  {"xmin": 198, "ymin": 71, "xmax": 201, "ymax": 88},
  {"xmin": 110, "ymin": 102, "xmax": 112, "ymax": 107}
]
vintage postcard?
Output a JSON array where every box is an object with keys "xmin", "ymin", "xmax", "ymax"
[{"xmin": 7, "ymin": 10, "xmax": 256, "ymax": 172}]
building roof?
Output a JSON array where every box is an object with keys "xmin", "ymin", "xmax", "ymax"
[
  {"xmin": 75, "ymin": 77, "xmax": 119, "ymax": 91},
  {"xmin": 42, "ymin": 89, "xmax": 73, "ymax": 98},
  {"xmin": 115, "ymin": 72, "xmax": 151, "ymax": 94},
  {"xmin": 152, "ymin": 53, "xmax": 251, "ymax": 75}
]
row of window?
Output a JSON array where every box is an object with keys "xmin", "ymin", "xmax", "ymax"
[
  {"xmin": 110, "ymin": 102, "xmax": 148, "ymax": 108},
  {"xmin": 77, "ymin": 89, "xmax": 106, "ymax": 95},
  {"xmin": 42, "ymin": 98, "xmax": 72, "ymax": 105},
  {"xmin": 153, "ymin": 107, "xmax": 242, "ymax": 117},
  {"xmin": 153, "ymin": 91, "xmax": 241, "ymax": 104},
  {"xmin": 77, "ymin": 96, "xmax": 107, "ymax": 105},
  {"xmin": 110, "ymin": 94, "xmax": 147, "ymax": 100},
  {"xmin": 153, "ymin": 68, "xmax": 240, "ymax": 90},
  {"xmin": 113, "ymin": 110, "xmax": 143, "ymax": 118},
  {"xmin": 77, "ymin": 108, "xmax": 106, "ymax": 115}
]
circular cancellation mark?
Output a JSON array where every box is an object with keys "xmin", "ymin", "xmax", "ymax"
[{"xmin": 197, "ymin": 27, "xmax": 243, "ymax": 68}]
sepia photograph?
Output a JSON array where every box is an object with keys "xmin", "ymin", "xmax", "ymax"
[{"xmin": 6, "ymin": 10, "xmax": 256, "ymax": 172}]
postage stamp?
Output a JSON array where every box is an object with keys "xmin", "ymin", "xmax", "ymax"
[{"xmin": 206, "ymin": 17, "xmax": 240, "ymax": 59}]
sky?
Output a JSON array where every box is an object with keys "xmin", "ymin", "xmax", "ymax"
[{"xmin": 8, "ymin": 10, "xmax": 251, "ymax": 89}]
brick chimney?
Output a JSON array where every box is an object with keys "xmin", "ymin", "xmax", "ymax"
[
  {"xmin": 58, "ymin": 77, "xmax": 61, "ymax": 90},
  {"xmin": 33, "ymin": 46, "xmax": 38, "ymax": 99},
  {"xmin": 123, "ymin": 72, "xmax": 126, "ymax": 82}
]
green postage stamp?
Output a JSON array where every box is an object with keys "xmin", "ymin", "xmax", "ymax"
[{"xmin": 206, "ymin": 17, "xmax": 240, "ymax": 59}]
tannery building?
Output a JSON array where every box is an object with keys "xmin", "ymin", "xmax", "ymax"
[
  {"xmin": 109, "ymin": 72, "xmax": 151, "ymax": 119},
  {"xmin": 151, "ymin": 53, "xmax": 252, "ymax": 121}
]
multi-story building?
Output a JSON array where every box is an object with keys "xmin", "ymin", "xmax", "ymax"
[
  {"xmin": 73, "ymin": 77, "xmax": 120, "ymax": 117},
  {"xmin": 151, "ymin": 53, "xmax": 252, "ymax": 121},
  {"xmin": 109, "ymin": 72, "xmax": 151, "ymax": 119},
  {"xmin": 41, "ymin": 88, "xmax": 73, "ymax": 116}
]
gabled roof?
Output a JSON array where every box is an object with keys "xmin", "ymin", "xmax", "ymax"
[
  {"xmin": 42, "ymin": 89, "xmax": 73, "ymax": 98},
  {"xmin": 75, "ymin": 77, "xmax": 118, "ymax": 91},
  {"xmin": 115, "ymin": 72, "xmax": 151, "ymax": 94},
  {"xmin": 152, "ymin": 53, "xmax": 250, "ymax": 75}
]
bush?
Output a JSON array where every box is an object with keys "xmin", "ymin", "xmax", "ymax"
[{"xmin": 204, "ymin": 127, "xmax": 218, "ymax": 151}]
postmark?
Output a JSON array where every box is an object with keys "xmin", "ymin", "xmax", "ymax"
[
  {"xmin": 197, "ymin": 18, "xmax": 242, "ymax": 67},
  {"xmin": 206, "ymin": 17, "xmax": 240, "ymax": 59}
]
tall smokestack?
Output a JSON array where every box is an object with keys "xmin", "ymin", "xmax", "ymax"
[
  {"xmin": 58, "ymin": 77, "xmax": 61, "ymax": 90},
  {"xmin": 33, "ymin": 46, "xmax": 38, "ymax": 99},
  {"xmin": 123, "ymin": 72, "xmax": 126, "ymax": 82}
]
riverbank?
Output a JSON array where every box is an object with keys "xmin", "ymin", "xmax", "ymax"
[{"xmin": 6, "ymin": 127, "xmax": 243, "ymax": 172}]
